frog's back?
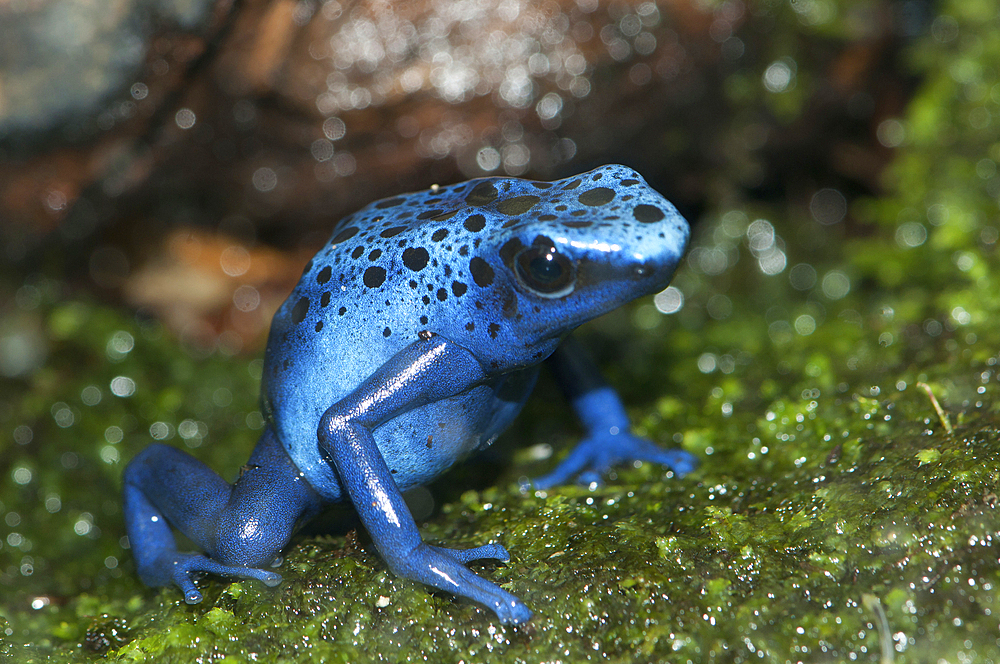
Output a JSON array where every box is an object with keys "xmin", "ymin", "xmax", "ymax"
[{"xmin": 262, "ymin": 165, "xmax": 688, "ymax": 501}]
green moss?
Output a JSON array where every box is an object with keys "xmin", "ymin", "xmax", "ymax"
[{"xmin": 4, "ymin": 0, "xmax": 1000, "ymax": 660}]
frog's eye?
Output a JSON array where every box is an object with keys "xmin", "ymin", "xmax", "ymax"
[{"xmin": 514, "ymin": 246, "xmax": 576, "ymax": 298}]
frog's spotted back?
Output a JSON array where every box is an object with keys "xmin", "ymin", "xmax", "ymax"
[{"xmin": 283, "ymin": 164, "xmax": 688, "ymax": 371}]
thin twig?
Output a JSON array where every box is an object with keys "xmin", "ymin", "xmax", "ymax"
[
  {"xmin": 916, "ymin": 382, "xmax": 953, "ymax": 435},
  {"xmin": 862, "ymin": 594, "xmax": 895, "ymax": 664}
]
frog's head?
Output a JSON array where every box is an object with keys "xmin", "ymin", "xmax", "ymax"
[
  {"xmin": 292, "ymin": 163, "xmax": 688, "ymax": 374},
  {"xmin": 458, "ymin": 164, "xmax": 689, "ymax": 369}
]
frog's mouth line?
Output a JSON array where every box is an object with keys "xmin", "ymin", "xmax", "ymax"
[{"xmin": 571, "ymin": 255, "xmax": 682, "ymax": 293}]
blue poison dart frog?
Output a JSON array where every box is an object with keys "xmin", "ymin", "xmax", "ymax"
[{"xmin": 123, "ymin": 164, "xmax": 696, "ymax": 625}]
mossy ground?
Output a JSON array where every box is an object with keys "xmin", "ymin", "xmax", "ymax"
[{"xmin": 3, "ymin": 0, "xmax": 1000, "ymax": 661}]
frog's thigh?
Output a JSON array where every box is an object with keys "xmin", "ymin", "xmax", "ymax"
[
  {"xmin": 125, "ymin": 428, "xmax": 323, "ymax": 570},
  {"xmin": 215, "ymin": 429, "xmax": 326, "ymax": 564}
]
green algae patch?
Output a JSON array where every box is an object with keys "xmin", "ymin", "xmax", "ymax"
[
  {"xmin": 0, "ymin": 294, "xmax": 265, "ymax": 663},
  {"xmin": 5, "ymin": 302, "xmax": 1000, "ymax": 663}
]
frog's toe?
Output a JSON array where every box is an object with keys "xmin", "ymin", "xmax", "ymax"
[
  {"xmin": 162, "ymin": 554, "xmax": 283, "ymax": 602},
  {"xmin": 530, "ymin": 438, "xmax": 616, "ymax": 489},
  {"xmin": 260, "ymin": 572, "xmax": 283, "ymax": 587},
  {"xmin": 388, "ymin": 542, "xmax": 529, "ymax": 623},
  {"xmin": 530, "ymin": 468, "xmax": 571, "ymax": 490},
  {"xmin": 617, "ymin": 436, "xmax": 698, "ymax": 477},
  {"xmin": 576, "ymin": 470, "xmax": 605, "ymax": 487},
  {"xmin": 495, "ymin": 597, "xmax": 534, "ymax": 625},
  {"xmin": 532, "ymin": 433, "xmax": 696, "ymax": 488},
  {"xmin": 653, "ymin": 448, "xmax": 698, "ymax": 476},
  {"xmin": 177, "ymin": 576, "xmax": 204, "ymax": 604},
  {"xmin": 430, "ymin": 543, "xmax": 511, "ymax": 565},
  {"xmin": 530, "ymin": 446, "xmax": 593, "ymax": 489},
  {"xmin": 166, "ymin": 556, "xmax": 211, "ymax": 603},
  {"xmin": 462, "ymin": 543, "xmax": 510, "ymax": 563}
]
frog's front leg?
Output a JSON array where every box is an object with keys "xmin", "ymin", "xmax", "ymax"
[
  {"xmin": 532, "ymin": 335, "xmax": 698, "ymax": 489},
  {"xmin": 123, "ymin": 428, "xmax": 325, "ymax": 603},
  {"xmin": 317, "ymin": 334, "xmax": 532, "ymax": 625}
]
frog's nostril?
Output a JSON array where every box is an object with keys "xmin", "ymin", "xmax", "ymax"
[{"xmin": 631, "ymin": 257, "xmax": 677, "ymax": 281}]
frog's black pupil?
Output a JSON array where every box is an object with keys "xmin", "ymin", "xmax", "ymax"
[
  {"xmin": 530, "ymin": 254, "xmax": 562, "ymax": 283},
  {"xmin": 513, "ymin": 245, "xmax": 576, "ymax": 297}
]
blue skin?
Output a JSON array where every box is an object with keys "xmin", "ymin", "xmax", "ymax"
[{"xmin": 123, "ymin": 164, "xmax": 696, "ymax": 625}]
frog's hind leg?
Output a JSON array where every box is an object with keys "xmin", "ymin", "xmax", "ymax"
[{"xmin": 123, "ymin": 427, "xmax": 325, "ymax": 603}]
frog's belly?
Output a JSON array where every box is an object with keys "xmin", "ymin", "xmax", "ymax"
[{"xmin": 276, "ymin": 368, "xmax": 538, "ymax": 502}]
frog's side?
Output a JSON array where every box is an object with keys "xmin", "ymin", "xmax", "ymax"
[{"xmin": 124, "ymin": 165, "xmax": 696, "ymax": 625}]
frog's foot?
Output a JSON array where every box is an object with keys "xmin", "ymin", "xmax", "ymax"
[
  {"xmin": 427, "ymin": 542, "xmax": 511, "ymax": 565},
  {"xmin": 143, "ymin": 553, "xmax": 282, "ymax": 604},
  {"xmin": 532, "ymin": 432, "xmax": 697, "ymax": 490},
  {"xmin": 390, "ymin": 543, "xmax": 532, "ymax": 625}
]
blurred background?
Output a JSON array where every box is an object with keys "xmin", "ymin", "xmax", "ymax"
[{"xmin": 0, "ymin": 0, "xmax": 918, "ymax": 355}]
